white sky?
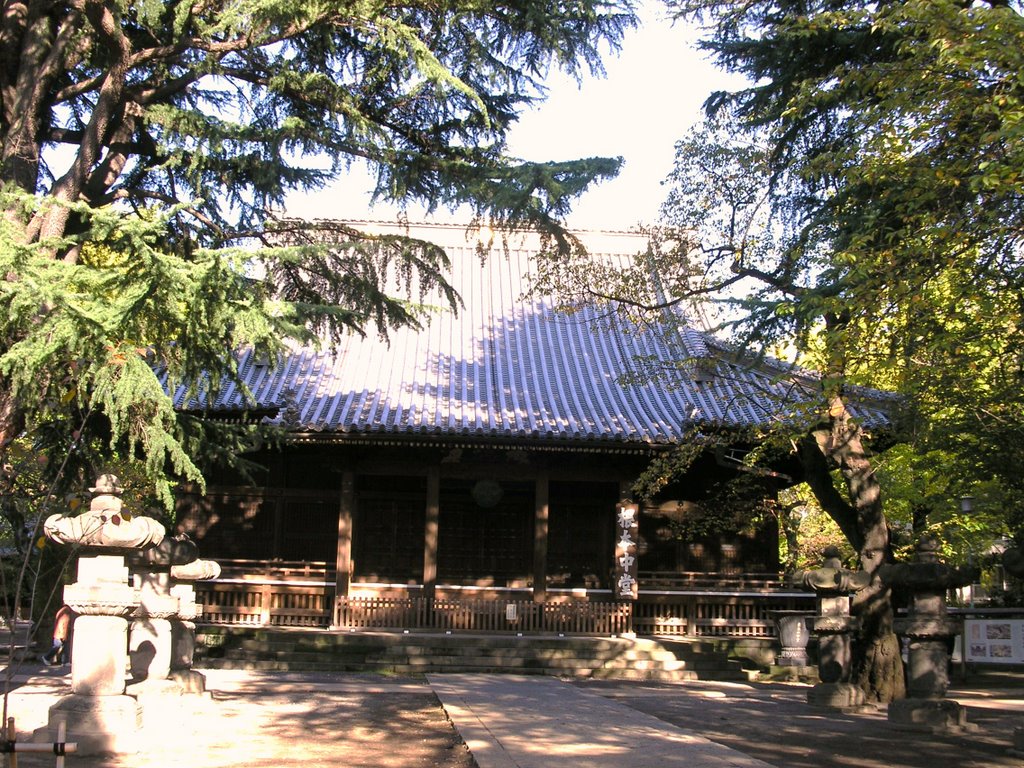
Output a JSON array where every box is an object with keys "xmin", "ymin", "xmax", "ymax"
[{"xmin": 284, "ymin": 3, "xmax": 741, "ymax": 232}]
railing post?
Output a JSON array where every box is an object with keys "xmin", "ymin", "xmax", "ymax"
[{"xmin": 260, "ymin": 583, "xmax": 272, "ymax": 626}]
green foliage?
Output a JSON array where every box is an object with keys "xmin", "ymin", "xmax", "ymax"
[
  {"xmin": 778, "ymin": 484, "xmax": 856, "ymax": 571},
  {"xmin": 669, "ymin": 0, "xmax": 1024, "ymax": 363},
  {"xmin": 660, "ymin": 0, "xmax": 1024, "ymax": 554}
]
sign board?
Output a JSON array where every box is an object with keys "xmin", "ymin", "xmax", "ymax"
[
  {"xmin": 614, "ymin": 503, "xmax": 639, "ymax": 600},
  {"xmin": 964, "ymin": 619, "xmax": 1024, "ymax": 664}
]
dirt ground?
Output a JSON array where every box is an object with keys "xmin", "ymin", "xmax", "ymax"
[
  {"xmin": 575, "ymin": 673, "xmax": 1024, "ymax": 768},
  {"xmin": 3, "ymin": 665, "xmax": 1023, "ymax": 768}
]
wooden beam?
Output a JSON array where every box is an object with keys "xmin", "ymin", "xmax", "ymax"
[
  {"xmin": 334, "ymin": 470, "xmax": 355, "ymax": 599},
  {"xmin": 423, "ymin": 466, "xmax": 440, "ymax": 600},
  {"xmin": 533, "ymin": 472, "xmax": 549, "ymax": 603}
]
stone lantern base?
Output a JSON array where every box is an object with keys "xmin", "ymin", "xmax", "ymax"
[
  {"xmin": 37, "ymin": 694, "xmax": 142, "ymax": 755},
  {"xmin": 807, "ymin": 682, "xmax": 867, "ymax": 711},
  {"xmin": 888, "ymin": 698, "xmax": 976, "ymax": 733}
]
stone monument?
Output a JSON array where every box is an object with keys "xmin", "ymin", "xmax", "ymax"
[
  {"xmin": 39, "ymin": 474, "xmax": 165, "ymax": 754},
  {"xmin": 879, "ymin": 534, "xmax": 977, "ymax": 732},
  {"xmin": 791, "ymin": 546, "xmax": 871, "ymax": 709}
]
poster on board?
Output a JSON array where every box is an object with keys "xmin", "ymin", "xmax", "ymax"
[{"xmin": 964, "ymin": 619, "xmax": 1024, "ymax": 664}]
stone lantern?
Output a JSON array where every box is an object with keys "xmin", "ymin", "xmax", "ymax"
[
  {"xmin": 879, "ymin": 534, "xmax": 977, "ymax": 732},
  {"xmin": 169, "ymin": 556, "xmax": 221, "ymax": 693},
  {"xmin": 791, "ymin": 546, "xmax": 871, "ymax": 709},
  {"xmin": 38, "ymin": 474, "xmax": 165, "ymax": 754}
]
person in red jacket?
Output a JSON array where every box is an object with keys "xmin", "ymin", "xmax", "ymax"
[{"xmin": 41, "ymin": 604, "xmax": 75, "ymax": 666}]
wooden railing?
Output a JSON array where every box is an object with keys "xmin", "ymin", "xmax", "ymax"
[
  {"xmin": 194, "ymin": 559, "xmax": 813, "ymax": 637},
  {"xmin": 633, "ymin": 593, "xmax": 814, "ymax": 638},
  {"xmin": 335, "ymin": 597, "xmax": 633, "ymax": 635}
]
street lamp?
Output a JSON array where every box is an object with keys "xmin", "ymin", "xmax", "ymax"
[{"xmin": 960, "ymin": 495, "xmax": 977, "ymax": 607}]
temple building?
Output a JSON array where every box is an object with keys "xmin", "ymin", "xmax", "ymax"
[{"xmin": 170, "ymin": 222, "xmax": 886, "ymax": 635}]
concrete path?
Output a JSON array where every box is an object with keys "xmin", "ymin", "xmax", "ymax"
[{"xmin": 427, "ymin": 674, "xmax": 776, "ymax": 768}]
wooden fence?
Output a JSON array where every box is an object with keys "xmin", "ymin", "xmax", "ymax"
[{"xmin": 193, "ymin": 561, "xmax": 814, "ymax": 636}]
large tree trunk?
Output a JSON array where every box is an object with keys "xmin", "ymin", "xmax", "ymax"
[{"xmin": 798, "ymin": 396, "xmax": 906, "ymax": 703}]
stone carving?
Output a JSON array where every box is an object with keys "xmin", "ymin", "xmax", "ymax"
[
  {"xmin": 168, "ymin": 557, "xmax": 221, "ymax": 693},
  {"xmin": 768, "ymin": 610, "xmax": 813, "ymax": 668},
  {"xmin": 36, "ymin": 474, "xmax": 167, "ymax": 754},
  {"xmin": 171, "ymin": 558, "xmax": 222, "ymax": 581},
  {"xmin": 127, "ymin": 534, "xmax": 200, "ymax": 686}
]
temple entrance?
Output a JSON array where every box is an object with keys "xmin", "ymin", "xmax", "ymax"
[{"xmin": 437, "ymin": 478, "xmax": 533, "ymax": 586}]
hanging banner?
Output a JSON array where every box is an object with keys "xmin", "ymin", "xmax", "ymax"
[{"xmin": 614, "ymin": 502, "xmax": 639, "ymax": 600}]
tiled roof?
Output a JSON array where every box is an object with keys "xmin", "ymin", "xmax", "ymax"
[{"xmin": 170, "ymin": 222, "xmax": 890, "ymax": 446}]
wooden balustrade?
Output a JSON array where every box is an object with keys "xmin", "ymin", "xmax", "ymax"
[{"xmin": 193, "ymin": 561, "xmax": 813, "ymax": 637}]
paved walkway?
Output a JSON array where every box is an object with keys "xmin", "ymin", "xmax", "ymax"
[{"xmin": 429, "ymin": 674, "xmax": 774, "ymax": 768}]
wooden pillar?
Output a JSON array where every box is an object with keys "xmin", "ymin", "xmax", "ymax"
[
  {"xmin": 533, "ymin": 472, "xmax": 549, "ymax": 603},
  {"xmin": 334, "ymin": 471, "xmax": 354, "ymax": 598},
  {"xmin": 423, "ymin": 467, "xmax": 440, "ymax": 601},
  {"xmin": 332, "ymin": 471, "xmax": 354, "ymax": 627}
]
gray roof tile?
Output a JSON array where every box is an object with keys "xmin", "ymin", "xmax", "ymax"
[{"xmin": 170, "ymin": 224, "xmax": 890, "ymax": 444}]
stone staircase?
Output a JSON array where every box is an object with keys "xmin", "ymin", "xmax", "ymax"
[{"xmin": 194, "ymin": 626, "xmax": 756, "ymax": 682}]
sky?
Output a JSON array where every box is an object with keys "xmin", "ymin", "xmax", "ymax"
[{"xmin": 283, "ymin": 3, "xmax": 742, "ymax": 232}]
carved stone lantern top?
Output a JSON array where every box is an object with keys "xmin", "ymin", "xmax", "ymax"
[
  {"xmin": 791, "ymin": 546, "xmax": 872, "ymax": 595},
  {"xmin": 878, "ymin": 535, "xmax": 977, "ymax": 593},
  {"xmin": 43, "ymin": 474, "xmax": 165, "ymax": 551}
]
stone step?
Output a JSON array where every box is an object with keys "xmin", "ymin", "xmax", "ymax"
[
  {"xmin": 196, "ymin": 656, "xmax": 709, "ymax": 681},
  {"xmin": 195, "ymin": 627, "xmax": 754, "ymax": 682}
]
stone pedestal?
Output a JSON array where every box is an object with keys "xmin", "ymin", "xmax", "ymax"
[
  {"xmin": 129, "ymin": 617, "xmax": 174, "ymax": 681},
  {"xmin": 770, "ymin": 611, "xmax": 813, "ymax": 667},
  {"xmin": 807, "ymin": 682, "xmax": 866, "ymax": 709},
  {"xmin": 45, "ymin": 694, "xmax": 143, "ymax": 754},
  {"xmin": 128, "ymin": 571, "xmax": 180, "ymax": 683},
  {"xmin": 71, "ymin": 614, "xmax": 132, "ymax": 695},
  {"xmin": 888, "ymin": 698, "xmax": 971, "ymax": 733}
]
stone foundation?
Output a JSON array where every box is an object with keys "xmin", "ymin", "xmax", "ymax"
[{"xmin": 887, "ymin": 698, "xmax": 976, "ymax": 733}]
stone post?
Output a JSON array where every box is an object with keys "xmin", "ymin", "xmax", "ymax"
[
  {"xmin": 169, "ymin": 557, "xmax": 221, "ymax": 693},
  {"xmin": 791, "ymin": 547, "xmax": 871, "ymax": 710},
  {"xmin": 879, "ymin": 534, "xmax": 977, "ymax": 732},
  {"xmin": 36, "ymin": 474, "xmax": 165, "ymax": 754}
]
